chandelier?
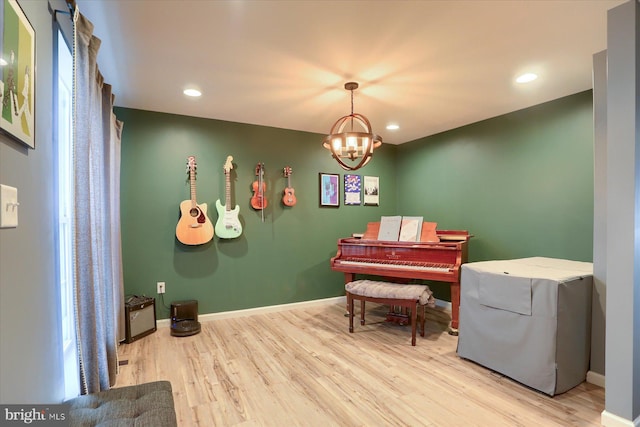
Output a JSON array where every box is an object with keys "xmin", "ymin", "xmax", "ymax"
[{"xmin": 322, "ymin": 82, "xmax": 382, "ymax": 171}]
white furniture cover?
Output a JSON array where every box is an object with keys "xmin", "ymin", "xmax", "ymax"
[{"xmin": 456, "ymin": 257, "xmax": 593, "ymax": 396}]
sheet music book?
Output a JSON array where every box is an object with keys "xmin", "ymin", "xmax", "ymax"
[
  {"xmin": 420, "ymin": 221, "xmax": 440, "ymax": 242},
  {"xmin": 377, "ymin": 216, "xmax": 402, "ymax": 241},
  {"xmin": 399, "ymin": 216, "xmax": 424, "ymax": 242}
]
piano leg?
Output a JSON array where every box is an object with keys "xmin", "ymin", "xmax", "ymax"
[{"xmin": 449, "ymin": 282, "xmax": 460, "ymax": 336}]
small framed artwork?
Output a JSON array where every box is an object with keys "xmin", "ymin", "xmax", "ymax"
[
  {"xmin": 319, "ymin": 173, "xmax": 340, "ymax": 207},
  {"xmin": 344, "ymin": 174, "xmax": 361, "ymax": 205},
  {"xmin": 364, "ymin": 176, "xmax": 379, "ymax": 206},
  {"xmin": 0, "ymin": 0, "xmax": 36, "ymax": 149}
]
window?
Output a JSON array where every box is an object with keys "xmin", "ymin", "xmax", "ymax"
[{"xmin": 55, "ymin": 28, "xmax": 79, "ymax": 400}]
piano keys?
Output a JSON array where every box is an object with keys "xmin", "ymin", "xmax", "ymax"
[{"xmin": 330, "ymin": 222, "xmax": 471, "ymax": 335}]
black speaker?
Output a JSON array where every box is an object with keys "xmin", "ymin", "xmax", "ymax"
[
  {"xmin": 124, "ymin": 296, "xmax": 156, "ymax": 343},
  {"xmin": 170, "ymin": 300, "xmax": 201, "ymax": 337}
]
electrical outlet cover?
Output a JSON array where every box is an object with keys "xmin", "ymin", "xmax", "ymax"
[{"xmin": 0, "ymin": 184, "xmax": 18, "ymax": 228}]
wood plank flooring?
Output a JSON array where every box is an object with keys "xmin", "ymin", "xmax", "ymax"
[{"xmin": 116, "ymin": 302, "xmax": 604, "ymax": 426}]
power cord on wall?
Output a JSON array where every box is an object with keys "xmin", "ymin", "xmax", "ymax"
[{"xmin": 159, "ymin": 293, "xmax": 171, "ymax": 312}]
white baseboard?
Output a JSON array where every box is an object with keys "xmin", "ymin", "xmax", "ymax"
[
  {"xmin": 435, "ymin": 298, "xmax": 451, "ymax": 310},
  {"xmin": 586, "ymin": 370, "xmax": 605, "ymax": 388},
  {"xmin": 157, "ymin": 295, "xmax": 346, "ymax": 327},
  {"xmin": 601, "ymin": 410, "xmax": 640, "ymax": 427},
  {"xmin": 158, "ymin": 296, "xmax": 452, "ymax": 328}
]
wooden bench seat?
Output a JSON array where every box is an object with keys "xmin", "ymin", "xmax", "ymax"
[{"xmin": 345, "ymin": 280, "xmax": 434, "ymax": 346}]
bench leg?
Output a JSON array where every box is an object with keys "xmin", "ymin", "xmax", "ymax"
[
  {"xmin": 347, "ymin": 292, "xmax": 354, "ymax": 333},
  {"xmin": 344, "ymin": 293, "xmax": 426, "ymax": 346},
  {"xmin": 410, "ymin": 302, "xmax": 418, "ymax": 346}
]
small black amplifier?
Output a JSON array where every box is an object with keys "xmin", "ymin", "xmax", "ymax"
[{"xmin": 124, "ymin": 296, "xmax": 156, "ymax": 343}]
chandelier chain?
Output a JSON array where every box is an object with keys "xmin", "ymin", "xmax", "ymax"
[{"xmin": 350, "ymin": 87, "xmax": 355, "ymax": 131}]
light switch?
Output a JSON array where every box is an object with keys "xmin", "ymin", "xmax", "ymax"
[{"xmin": 0, "ymin": 184, "xmax": 19, "ymax": 228}]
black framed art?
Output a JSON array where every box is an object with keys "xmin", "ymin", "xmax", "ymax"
[
  {"xmin": 319, "ymin": 173, "xmax": 339, "ymax": 207},
  {"xmin": 364, "ymin": 176, "xmax": 379, "ymax": 206},
  {"xmin": 344, "ymin": 174, "xmax": 361, "ymax": 205}
]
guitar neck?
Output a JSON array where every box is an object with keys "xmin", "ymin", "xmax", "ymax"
[
  {"xmin": 190, "ymin": 169, "xmax": 197, "ymax": 208},
  {"xmin": 259, "ymin": 165, "xmax": 264, "ymax": 192},
  {"xmin": 225, "ymin": 171, "xmax": 231, "ymax": 211}
]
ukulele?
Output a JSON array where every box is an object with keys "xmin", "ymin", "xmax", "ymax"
[
  {"xmin": 251, "ymin": 163, "xmax": 267, "ymax": 210},
  {"xmin": 215, "ymin": 156, "xmax": 242, "ymax": 239},
  {"xmin": 176, "ymin": 156, "xmax": 214, "ymax": 245},
  {"xmin": 282, "ymin": 166, "xmax": 297, "ymax": 207}
]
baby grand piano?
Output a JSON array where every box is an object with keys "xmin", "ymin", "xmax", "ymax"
[{"xmin": 330, "ymin": 222, "xmax": 471, "ymax": 335}]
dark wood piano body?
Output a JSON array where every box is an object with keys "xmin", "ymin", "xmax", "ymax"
[{"xmin": 330, "ymin": 222, "xmax": 471, "ymax": 334}]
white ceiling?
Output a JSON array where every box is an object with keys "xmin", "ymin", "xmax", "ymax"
[{"xmin": 78, "ymin": 0, "xmax": 624, "ymax": 145}]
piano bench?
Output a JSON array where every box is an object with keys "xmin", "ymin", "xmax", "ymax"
[{"xmin": 345, "ymin": 280, "xmax": 435, "ymax": 346}]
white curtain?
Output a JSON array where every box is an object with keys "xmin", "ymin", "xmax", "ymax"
[{"xmin": 72, "ymin": 11, "xmax": 124, "ymax": 395}]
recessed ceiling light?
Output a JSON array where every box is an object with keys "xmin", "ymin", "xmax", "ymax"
[
  {"xmin": 386, "ymin": 124, "xmax": 399, "ymax": 130},
  {"xmin": 516, "ymin": 73, "xmax": 538, "ymax": 84},
  {"xmin": 183, "ymin": 88, "xmax": 202, "ymax": 97}
]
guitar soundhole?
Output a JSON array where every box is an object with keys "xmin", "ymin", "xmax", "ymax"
[{"xmin": 190, "ymin": 208, "xmax": 199, "ymax": 217}]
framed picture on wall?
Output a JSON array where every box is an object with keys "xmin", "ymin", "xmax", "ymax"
[
  {"xmin": 344, "ymin": 174, "xmax": 361, "ymax": 205},
  {"xmin": 364, "ymin": 176, "xmax": 379, "ymax": 206},
  {"xmin": 0, "ymin": 0, "xmax": 36, "ymax": 149},
  {"xmin": 319, "ymin": 173, "xmax": 339, "ymax": 207}
]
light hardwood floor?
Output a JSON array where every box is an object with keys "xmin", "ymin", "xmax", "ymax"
[{"xmin": 117, "ymin": 301, "xmax": 604, "ymax": 427}]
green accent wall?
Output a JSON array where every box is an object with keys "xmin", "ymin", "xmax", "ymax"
[
  {"xmin": 395, "ymin": 91, "xmax": 594, "ymax": 300},
  {"xmin": 397, "ymin": 90, "xmax": 594, "ymax": 262},
  {"xmin": 118, "ymin": 90, "xmax": 594, "ymax": 318},
  {"xmin": 116, "ymin": 108, "xmax": 397, "ymax": 319}
]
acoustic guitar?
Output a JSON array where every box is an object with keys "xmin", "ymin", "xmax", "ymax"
[
  {"xmin": 176, "ymin": 156, "xmax": 214, "ymax": 245},
  {"xmin": 282, "ymin": 166, "xmax": 297, "ymax": 207},
  {"xmin": 215, "ymin": 156, "xmax": 243, "ymax": 239}
]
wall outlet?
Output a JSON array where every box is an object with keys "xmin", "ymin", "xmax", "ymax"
[{"xmin": 157, "ymin": 282, "xmax": 165, "ymax": 294}]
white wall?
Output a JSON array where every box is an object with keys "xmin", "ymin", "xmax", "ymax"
[
  {"xmin": 0, "ymin": 0, "xmax": 65, "ymax": 403},
  {"xmin": 602, "ymin": 0, "xmax": 640, "ymax": 424},
  {"xmin": 592, "ymin": 50, "xmax": 607, "ymax": 379}
]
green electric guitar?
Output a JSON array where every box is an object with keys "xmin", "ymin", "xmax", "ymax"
[{"xmin": 215, "ymin": 156, "xmax": 242, "ymax": 239}]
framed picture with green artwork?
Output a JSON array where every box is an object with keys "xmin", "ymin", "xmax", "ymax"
[{"xmin": 1, "ymin": 0, "xmax": 36, "ymax": 148}]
